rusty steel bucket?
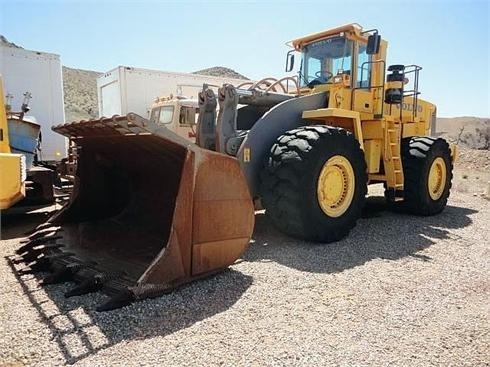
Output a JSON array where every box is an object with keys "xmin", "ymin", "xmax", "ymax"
[{"xmin": 14, "ymin": 114, "xmax": 254, "ymax": 311}]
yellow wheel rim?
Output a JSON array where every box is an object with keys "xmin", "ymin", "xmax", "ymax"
[
  {"xmin": 317, "ymin": 155, "xmax": 355, "ymax": 217},
  {"xmin": 428, "ymin": 157, "xmax": 447, "ymax": 200}
]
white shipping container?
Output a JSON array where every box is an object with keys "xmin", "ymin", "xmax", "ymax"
[
  {"xmin": 0, "ymin": 46, "xmax": 67, "ymax": 162},
  {"xmin": 97, "ymin": 66, "xmax": 248, "ymax": 118}
]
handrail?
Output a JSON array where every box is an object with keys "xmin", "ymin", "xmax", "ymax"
[
  {"xmin": 264, "ymin": 76, "xmax": 300, "ymax": 95},
  {"xmin": 238, "ymin": 76, "xmax": 300, "ymax": 95}
]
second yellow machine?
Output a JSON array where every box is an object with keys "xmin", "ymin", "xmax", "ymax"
[{"xmin": 16, "ymin": 24, "xmax": 454, "ymax": 310}]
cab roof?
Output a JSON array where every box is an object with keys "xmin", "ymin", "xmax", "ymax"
[{"xmin": 290, "ymin": 23, "xmax": 364, "ymax": 51}]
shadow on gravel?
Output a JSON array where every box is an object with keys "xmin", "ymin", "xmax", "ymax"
[
  {"xmin": 4, "ymin": 196, "xmax": 476, "ymax": 365},
  {"xmin": 245, "ymin": 196, "xmax": 477, "ymax": 274},
  {"xmin": 8, "ymin": 257, "xmax": 252, "ymax": 365}
]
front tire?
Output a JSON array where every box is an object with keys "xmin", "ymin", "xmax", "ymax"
[{"xmin": 260, "ymin": 126, "xmax": 367, "ymax": 243}]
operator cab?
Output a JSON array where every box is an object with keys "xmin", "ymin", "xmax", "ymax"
[
  {"xmin": 287, "ymin": 24, "xmax": 381, "ymax": 91},
  {"xmin": 149, "ymin": 97, "xmax": 199, "ymax": 141}
]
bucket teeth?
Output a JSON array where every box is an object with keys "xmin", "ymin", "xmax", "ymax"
[
  {"xmin": 17, "ymin": 236, "xmax": 62, "ymax": 255},
  {"xmin": 27, "ymin": 228, "xmax": 60, "ymax": 241},
  {"xmin": 97, "ymin": 289, "xmax": 135, "ymax": 312},
  {"xmin": 45, "ymin": 251, "xmax": 75, "ymax": 260},
  {"xmin": 15, "ymin": 243, "xmax": 65, "ymax": 264},
  {"xmin": 20, "ymin": 252, "xmax": 74, "ymax": 274},
  {"xmin": 41, "ymin": 263, "xmax": 81, "ymax": 285},
  {"xmin": 19, "ymin": 257, "xmax": 50, "ymax": 274},
  {"xmin": 24, "ymin": 223, "xmax": 57, "ymax": 236},
  {"xmin": 65, "ymin": 274, "xmax": 104, "ymax": 298}
]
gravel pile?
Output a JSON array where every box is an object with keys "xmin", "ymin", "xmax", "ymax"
[{"xmin": 1, "ymin": 191, "xmax": 489, "ymax": 366}]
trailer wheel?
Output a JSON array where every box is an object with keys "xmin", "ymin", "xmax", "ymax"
[
  {"xmin": 399, "ymin": 136, "xmax": 453, "ymax": 215},
  {"xmin": 260, "ymin": 125, "xmax": 367, "ymax": 243}
]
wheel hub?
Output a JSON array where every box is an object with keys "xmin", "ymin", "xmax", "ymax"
[
  {"xmin": 428, "ymin": 157, "xmax": 446, "ymax": 200},
  {"xmin": 317, "ymin": 155, "xmax": 355, "ymax": 217}
]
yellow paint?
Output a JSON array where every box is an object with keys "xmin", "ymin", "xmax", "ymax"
[
  {"xmin": 0, "ymin": 153, "xmax": 26, "ymax": 209},
  {"xmin": 0, "ymin": 74, "xmax": 26, "ymax": 208},
  {"xmin": 352, "ymin": 89, "xmax": 374, "ymax": 114},
  {"xmin": 402, "ymin": 123, "xmax": 417, "ymax": 138},
  {"xmin": 290, "ymin": 24, "xmax": 364, "ymax": 50},
  {"xmin": 428, "ymin": 157, "xmax": 446, "ymax": 200},
  {"xmin": 450, "ymin": 144, "xmax": 457, "ymax": 164},
  {"xmin": 362, "ymin": 121, "xmax": 383, "ymax": 140},
  {"xmin": 383, "ymin": 120, "xmax": 404, "ymax": 194},
  {"xmin": 369, "ymin": 173, "xmax": 386, "ymax": 181},
  {"xmin": 292, "ymin": 23, "xmax": 453, "ymax": 193},
  {"xmin": 363, "ymin": 140, "xmax": 381, "ymax": 173},
  {"xmin": 317, "ymin": 155, "xmax": 355, "ymax": 217},
  {"xmin": 302, "ymin": 108, "xmax": 363, "ymax": 150}
]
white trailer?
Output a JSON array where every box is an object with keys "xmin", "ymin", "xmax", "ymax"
[
  {"xmin": 97, "ymin": 66, "xmax": 248, "ymax": 118},
  {"xmin": 0, "ymin": 46, "xmax": 67, "ymax": 162}
]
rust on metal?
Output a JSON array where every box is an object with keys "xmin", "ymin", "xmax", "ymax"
[{"xmin": 15, "ymin": 114, "xmax": 255, "ymax": 311}]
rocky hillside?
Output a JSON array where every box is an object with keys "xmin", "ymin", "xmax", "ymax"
[
  {"xmin": 0, "ymin": 35, "xmax": 21, "ymax": 48},
  {"xmin": 62, "ymin": 66, "xmax": 102, "ymax": 122},
  {"xmin": 436, "ymin": 117, "xmax": 489, "ymax": 150},
  {"xmin": 192, "ymin": 66, "xmax": 248, "ymax": 80}
]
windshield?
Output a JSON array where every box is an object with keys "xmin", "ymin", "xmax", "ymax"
[{"xmin": 300, "ymin": 36, "xmax": 353, "ymax": 87}]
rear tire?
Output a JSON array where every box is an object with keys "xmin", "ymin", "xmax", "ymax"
[
  {"xmin": 260, "ymin": 126, "xmax": 367, "ymax": 243},
  {"xmin": 400, "ymin": 136, "xmax": 453, "ymax": 215}
]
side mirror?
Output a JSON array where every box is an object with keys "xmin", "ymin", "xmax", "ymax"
[
  {"xmin": 285, "ymin": 50, "xmax": 295, "ymax": 72},
  {"xmin": 367, "ymin": 33, "xmax": 381, "ymax": 55}
]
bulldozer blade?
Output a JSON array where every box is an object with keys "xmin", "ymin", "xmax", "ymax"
[{"xmin": 16, "ymin": 113, "xmax": 255, "ymax": 310}]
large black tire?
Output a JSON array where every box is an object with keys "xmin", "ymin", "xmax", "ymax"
[
  {"xmin": 260, "ymin": 126, "xmax": 367, "ymax": 243},
  {"xmin": 400, "ymin": 136, "xmax": 453, "ymax": 215}
]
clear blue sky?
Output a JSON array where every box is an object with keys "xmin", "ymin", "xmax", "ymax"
[{"xmin": 1, "ymin": 0, "xmax": 489, "ymax": 117}]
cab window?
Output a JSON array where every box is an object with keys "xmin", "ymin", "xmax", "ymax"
[
  {"xmin": 150, "ymin": 106, "xmax": 174, "ymax": 124},
  {"xmin": 179, "ymin": 106, "xmax": 198, "ymax": 126},
  {"xmin": 357, "ymin": 44, "xmax": 371, "ymax": 88}
]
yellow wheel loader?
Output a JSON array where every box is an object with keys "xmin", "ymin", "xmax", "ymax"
[
  {"xmin": 0, "ymin": 75, "xmax": 27, "ymax": 209},
  {"xmin": 14, "ymin": 24, "xmax": 455, "ymax": 311}
]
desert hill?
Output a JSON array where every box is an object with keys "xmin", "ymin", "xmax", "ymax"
[
  {"xmin": 192, "ymin": 66, "xmax": 248, "ymax": 80},
  {"xmin": 0, "ymin": 35, "xmax": 22, "ymax": 48},
  {"xmin": 62, "ymin": 66, "xmax": 102, "ymax": 121},
  {"xmin": 436, "ymin": 117, "xmax": 489, "ymax": 150}
]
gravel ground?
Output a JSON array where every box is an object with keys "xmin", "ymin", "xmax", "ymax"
[{"xmin": 1, "ymin": 190, "xmax": 489, "ymax": 366}]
